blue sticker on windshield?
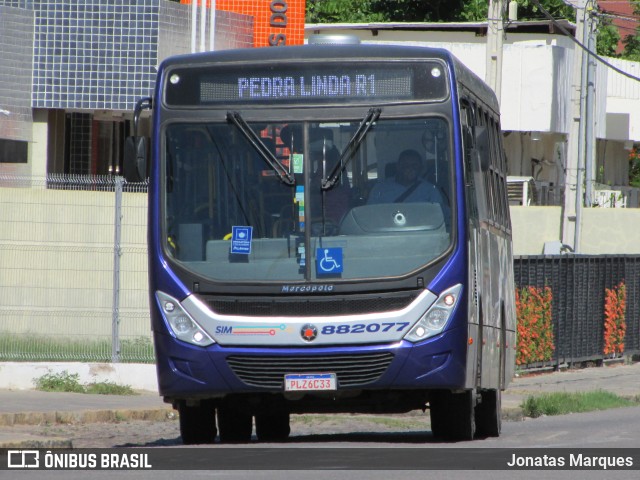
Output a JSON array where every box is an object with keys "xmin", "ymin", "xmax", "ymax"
[
  {"xmin": 316, "ymin": 247, "xmax": 343, "ymax": 275},
  {"xmin": 231, "ymin": 226, "xmax": 253, "ymax": 254}
]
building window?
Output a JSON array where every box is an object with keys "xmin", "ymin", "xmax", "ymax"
[{"xmin": 0, "ymin": 139, "xmax": 28, "ymax": 163}]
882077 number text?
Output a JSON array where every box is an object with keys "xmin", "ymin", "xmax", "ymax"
[{"xmin": 321, "ymin": 322, "xmax": 410, "ymax": 335}]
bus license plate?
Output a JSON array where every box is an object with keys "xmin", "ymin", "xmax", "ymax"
[{"xmin": 284, "ymin": 373, "xmax": 337, "ymax": 391}]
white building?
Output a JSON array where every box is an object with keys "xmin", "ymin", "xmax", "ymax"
[{"xmin": 306, "ymin": 21, "xmax": 640, "ymax": 254}]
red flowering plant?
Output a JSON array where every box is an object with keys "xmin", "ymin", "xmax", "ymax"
[
  {"xmin": 629, "ymin": 146, "xmax": 640, "ymax": 188},
  {"xmin": 603, "ymin": 281, "xmax": 626, "ymax": 357},
  {"xmin": 516, "ymin": 286, "xmax": 555, "ymax": 366}
]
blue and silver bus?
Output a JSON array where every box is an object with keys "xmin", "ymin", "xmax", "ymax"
[{"xmin": 126, "ymin": 43, "xmax": 516, "ymax": 443}]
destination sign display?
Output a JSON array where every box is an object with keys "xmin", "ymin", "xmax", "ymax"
[{"xmin": 164, "ymin": 62, "xmax": 448, "ymax": 106}]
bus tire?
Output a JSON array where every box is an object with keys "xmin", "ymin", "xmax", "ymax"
[
  {"xmin": 217, "ymin": 405, "xmax": 253, "ymax": 443},
  {"xmin": 430, "ymin": 390, "xmax": 475, "ymax": 441},
  {"xmin": 255, "ymin": 412, "xmax": 291, "ymax": 442},
  {"xmin": 450, "ymin": 390, "xmax": 476, "ymax": 441},
  {"xmin": 178, "ymin": 400, "xmax": 217, "ymax": 445},
  {"xmin": 475, "ymin": 389, "xmax": 501, "ymax": 437},
  {"xmin": 428, "ymin": 390, "xmax": 449, "ymax": 439}
]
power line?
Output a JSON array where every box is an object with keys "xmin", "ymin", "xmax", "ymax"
[
  {"xmin": 597, "ymin": 9, "xmax": 640, "ymax": 23},
  {"xmin": 596, "ymin": 12, "xmax": 640, "ymax": 36},
  {"xmin": 598, "ymin": 21, "xmax": 640, "ymax": 37},
  {"xmin": 531, "ymin": 0, "xmax": 640, "ymax": 82}
]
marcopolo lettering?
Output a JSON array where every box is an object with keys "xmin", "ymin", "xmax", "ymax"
[
  {"xmin": 269, "ymin": 0, "xmax": 288, "ymax": 46},
  {"xmin": 281, "ymin": 284, "xmax": 334, "ymax": 293}
]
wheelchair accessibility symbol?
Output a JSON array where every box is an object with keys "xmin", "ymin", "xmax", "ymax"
[{"xmin": 316, "ymin": 247, "xmax": 343, "ymax": 275}]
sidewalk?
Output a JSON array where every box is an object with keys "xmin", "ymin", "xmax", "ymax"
[
  {"xmin": 503, "ymin": 360, "xmax": 640, "ymax": 414},
  {"xmin": 0, "ymin": 361, "xmax": 639, "ymax": 447}
]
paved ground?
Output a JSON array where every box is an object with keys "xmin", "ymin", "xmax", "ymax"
[{"xmin": 1, "ymin": 361, "xmax": 638, "ymax": 447}]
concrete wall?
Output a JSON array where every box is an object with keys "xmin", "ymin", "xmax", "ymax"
[
  {"xmin": 510, "ymin": 205, "xmax": 640, "ymax": 255},
  {"xmin": 0, "ymin": 184, "xmax": 149, "ymax": 339},
  {"xmin": 606, "ymin": 58, "xmax": 640, "ymax": 142},
  {"xmin": 510, "ymin": 206, "xmax": 562, "ymax": 255},
  {"xmin": 501, "ymin": 44, "xmax": 572, "ymax": 134},
  {"xmin": 580, "ymin": 208, "xmax": 640, "ymax": 254}
]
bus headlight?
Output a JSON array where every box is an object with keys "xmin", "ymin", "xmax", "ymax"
[
  {"xmin": 404, "ymin": 284, "xmax": 462, "ymax": 343},
  {"xmin": 156, "ymin": 291, "xmax": 214, "ymax": 347}
]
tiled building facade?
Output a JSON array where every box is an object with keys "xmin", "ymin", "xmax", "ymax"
[{"xmin": 0, "ymin": 0, "xmax": 254, "ymax": 176}]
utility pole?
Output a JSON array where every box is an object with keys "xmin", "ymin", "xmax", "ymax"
[
  {"xmin": 486, "ymin": 0, "xmax": 505, "ymax": 104},
  {"xmin": 562, "ymin": 0, "xmax": 589, "ymax": 252},
  {"xmin": 584, "ymin": 2, "xmax": 598, "ymax": 209}
]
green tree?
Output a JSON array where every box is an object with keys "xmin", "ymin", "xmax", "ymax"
[
  {"xmin": 596, "ymin": 22, "xmax": 621, "ymax": 58},
  {"xmin": 621, "ymin": 0, "xmax": 640, "ymax": 60},
  {"xmin": 306, "ymin": 0, "xmax": 383, "ymax": 23},
  {"xmin": 514, "ymin": 0, "xmax": 575, "ymax": 20},
  {"xmin": 306, "ymin": 0, "xmax": 468, "ymax": 23},
  {"xmin": 368, "ymin": 0, "xmax": 466, "ymax": 22},
  {"xmin": 306, "ymin": 0, "xmax": 576, "ymax": 24},
  {"xmin": 459, "ymin": 1, "xmax": 487, "ymax": 21},
  {"xmin": 458, "ymin": 0, "xmax": 574, "ymax": 22},
  {"xmin": 622, "ymin": 34, "xmax": 640, "ymax": 61}
]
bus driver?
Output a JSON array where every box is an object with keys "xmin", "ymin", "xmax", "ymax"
[{"xmin": 368, "ymin": 149, "xmax": 445, "ymax": 206}]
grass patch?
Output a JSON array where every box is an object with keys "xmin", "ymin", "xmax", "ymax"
[
  {"xmin": 521, "ymin": 390, "xmax": 640, "ymax": 418},
  {"xmin": 35, "ymin": 371, "xmax": 136, "ymax": 396},
  {"xmin": 35, "ymin": 371, "xmax": 85, "ymax": 393},
  {"xmin": 84, "ymin": 381, "xmax": 136, "ymax": 395}
]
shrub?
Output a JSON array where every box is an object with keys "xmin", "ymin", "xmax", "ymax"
[
  {"xmin": 516, "ymin": 286, "xmax": 554, "ymax": 365},
  {"xmin": 603, "ymin": 281, "xmax": 626, "ymax": 356}
]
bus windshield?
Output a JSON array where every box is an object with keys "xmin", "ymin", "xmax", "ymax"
[{"xmin": 163, "ymin": 116, "xmax": 453, "ymax": 282}]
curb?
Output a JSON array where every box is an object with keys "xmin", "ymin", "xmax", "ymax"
[
  {"xmin": 0, "ymin": 436, "xmax": 73, "ymax": 449},
  {"xmin": 0, "ymin": 407, "xmax": 175, "ymax": 449},
  {"xmin": 0, "ymin": 407, "xmax": 174, "ymax": 428}
]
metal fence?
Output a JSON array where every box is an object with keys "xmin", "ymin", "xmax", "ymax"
[
  {"xmin": 514, "ymin": 255, "xmax": 640, "ymax": 368},
  {"xmin": 0, "ymin": 174, "xmax": 152, "ymax": 363}
]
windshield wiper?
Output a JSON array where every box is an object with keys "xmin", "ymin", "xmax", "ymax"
[
  {"xmin": 227, "ymin": 111, "xmax": 295, "ymax": 186},
  {"xmin": 322, "ymin": 107, "xmax": 381, "ymax": 190}
]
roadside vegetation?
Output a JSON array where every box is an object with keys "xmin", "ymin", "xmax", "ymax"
[
  {"xmin": 0, "ymin": 333, "xmax": 154, "ymax": 363},
  {"xmin": 34, "ymin": 371, "xmax": 136, "ymax": 395},
  {"xmin": 521, "ymin": 390, "xmax": 640, "ymax": 418}
]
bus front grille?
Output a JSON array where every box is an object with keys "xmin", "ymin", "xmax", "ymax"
[
  {"xmin": 206, "ymin": 293, "xmax": 419, "ymax": 317},
  {"xmin": 226, "ymin": 352, "xmax": 395, "ymax": 389}
]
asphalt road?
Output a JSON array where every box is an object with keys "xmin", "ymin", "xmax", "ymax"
[
  {"xmin": 3, "ymin": 362, "xmax": 640, "ymax": 479},
  {"xmin": 3, "ymin": 406, "xmax": 640, "ymax": 480}
]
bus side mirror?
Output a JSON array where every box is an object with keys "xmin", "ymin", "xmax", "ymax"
[
  {"xmin": 474, "ymin": 126, "xmax": 490, "ymax": 172},
  {"xmin": 124, "ymin": 136, "xmax": 148, "ymax": 182}
]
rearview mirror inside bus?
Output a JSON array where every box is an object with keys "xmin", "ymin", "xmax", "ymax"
[{"xmin": 124, "ymin": 136, "xmax": 148, "ymax": 182}]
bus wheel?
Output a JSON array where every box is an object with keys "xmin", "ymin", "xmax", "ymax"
[
  {"xmin": 178, "ymin": 400, "xmax": 217, "ymax": 445},
  {"xmin": 255, "ymin": 412, "xmax": 291, "ymax": 442},
  {"xmin": 475, "ymin": 389, "xmax": 501, "ymax": 437},
  {"xmin": 449, "ymin": 390, "xmax": 476, "ymax": 441},
  {"xmin": 217, "ymin": 405, "xmax": 253, "ymax": 443},
  {"xmin": 429, "ymin": 390, "xmax": 476, "ymax": 441},
  {"xmin": 428, "ymin": 391, "xmax": 449, "ymax": 439}
]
